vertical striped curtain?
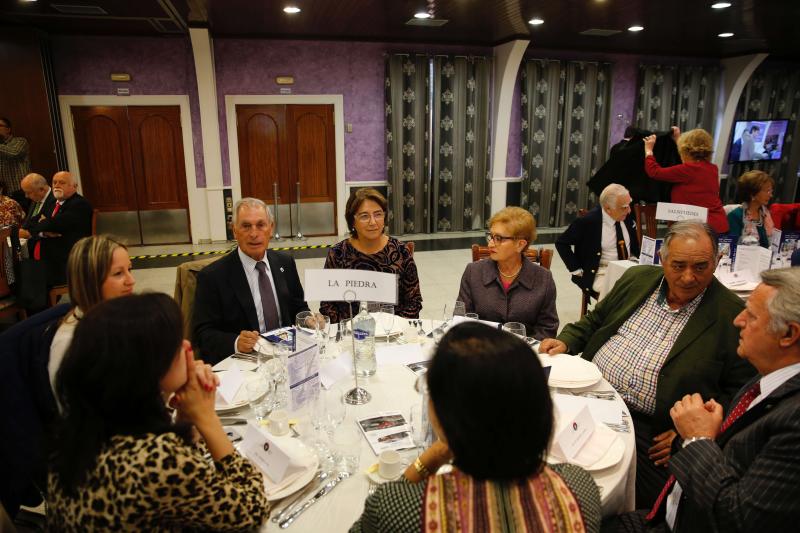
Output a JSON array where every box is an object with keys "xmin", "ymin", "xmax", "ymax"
[
  {"xmin": 431, "ymin": 55, "xmax": 492, "ymax": 232},
  {"xmin": 723, "ymin": 66, "xmax": 800, "ymax": 203},
  {"xmin": 520, "ymin": 60, "xmax": 612, "ymax": 227},
  {"xmin": 635, "ymin": 65, "xmax": 720, "ymax": 133},
  {"xmin": 385, "ymin": 54, "xmax": 429, "ymax": 235}
]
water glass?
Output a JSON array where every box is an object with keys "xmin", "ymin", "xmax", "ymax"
[
  {"xmin": 315, "ymin": 315, "xmax": 332, "ymax": 358},
  {"xmin": 465, "ymin": 312, "xmax": 479, "ymax": 320},
  {"xmin": 296, "ymin": 311, "xmax": 315, "ymax": 332},
  {"xmin": 332, "ymin": 425, "xmax": 361, "ymax": 475},
  {"xmin": 409, "ymin": 404, "xmax": 427, "ymax": 451},
  {"xmin": 245, "ymin": 377, "xmax": 271, "ymax": 422},
  {"xmin": 379, "ymin": 304, "xmax": 395, "ymax": 342},
  {"xmin": 502, "ymin": 322, "xmax": 527, "ymax": 339},
  {"xmin": 453, "ymin": 301, "xmax": 466, "ymax": 318}
]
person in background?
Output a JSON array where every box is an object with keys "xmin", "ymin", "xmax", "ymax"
[
  {"xmin": 643, "ymin": 128, "xmax": 729, "ymax": 235},
  {"xmin": 48, "ymin": 235, "xmax": 135, "ymax": 394},
  {"xmin": 726, "ymin": 170, "xmax": 775, "ymax": 248},
  {"xmin": 320, "ymin": 188, "xmax": 422, "ymax": 323},
  {"xmin": 458, "ymin": 206, "xmax": 558, "ymax": 339},
  {"xmin": 556, "ymin": 183, "xmax": 639, "ymax": 301},
  {"xmin": 0, "ymin": 117, "xmax": 31, "ymax": 207},
  {"xmin": 350, "ymin": 322, "xmax": 601, "ymax": 533},
  {"xmin": 48, "ymin": 293, "xmax": 269, "ymax": 531},
  {"xmin": 0, "ymin": 182, "xmax": 24, "ymax": 227},
  {"xmin": 20, "ymin": 173, "xmax": 54, "ymax": 230}
]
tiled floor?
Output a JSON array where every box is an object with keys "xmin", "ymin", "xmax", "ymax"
[{"xmin": 129, "ymin": 230, "xmax": 583, "ymax": 334}]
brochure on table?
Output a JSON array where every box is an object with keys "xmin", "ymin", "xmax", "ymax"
[
  {"xmin": 717, "ymin": 234, "xmax": 737, "ymax": 272},
  {"xmin": 356, "ymin": 410, "xmax": 416, "ymax": 455},
  {"xmin": 639, "ymin": 237, "xmax": 663, "ymax": 265},
  {"xmin": 772, "ymin": 230, "xmax": 800, "ymax": 268},
  {"xmin": 261, "ymin": 326, "xmax": 321, "ymax": 412}
]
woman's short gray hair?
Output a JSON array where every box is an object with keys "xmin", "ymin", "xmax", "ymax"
[
  {"xmin": 599, "ymin": 183, "xmax": 630, "ymax": 209},
  {"xmin": 760, "ymin": 268, "xmax": 800, "ymax": 336},
  {"xmin": 660, "ymin": 220, "xmax": 718, "ymax": 264},
  {"xmin": 233, "ymin": 197, "xmax": 272, "ymax": 227}
]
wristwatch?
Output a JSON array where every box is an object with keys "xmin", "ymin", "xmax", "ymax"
[{"xmin": 682, "ymin": 436, "xmax": 712, "ymax": 448}]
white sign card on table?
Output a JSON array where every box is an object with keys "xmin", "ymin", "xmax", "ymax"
[
  {"xmin": 303, "ymin": 269, "xmax": 398, "ymax": 304},
  {"xmin": 655, "ymin": 202, "xmax": 708, "ymax": 223},
  {"xmin": 734, "ymin": 245, "xmax": 772, "ymax": 281},
  {"xmin": 552, "ymin": 405, "xmax": 596, "ymax": 461},
  {"xmin": 638, "ymin": 237, "xmax": 663, "ymax": 265}
]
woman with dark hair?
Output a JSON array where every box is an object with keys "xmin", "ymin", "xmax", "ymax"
[
  {"xmin": 350, "ymin": 322, "xmax": 601, "ymax": 533},
  {"xmin": 727, "ymin": 170, "xmax": 775, "ymax": 247},
  {"xmin": 48, "ymin": 293, "xmax": 269, "ymax": 531},
  {"xmin": 643, "ymin": 127, "xmax": 728, "ymax": 234},
  {"xmin": 319, "ymin": 187, "xmax": 422, "ymax": 322}
]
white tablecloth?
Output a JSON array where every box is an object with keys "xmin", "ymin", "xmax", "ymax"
[
  {"xmin": 599, "ymin": 259, "xmax": 638, "ymax": 299},
  {"xmin": 219, "ymin": 339, "xmax": 636, "ymax": 531}
]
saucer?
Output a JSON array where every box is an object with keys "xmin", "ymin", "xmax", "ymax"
[{"xmin": 365, "ymin": 462, "xmax": 407, "ymax": 484}]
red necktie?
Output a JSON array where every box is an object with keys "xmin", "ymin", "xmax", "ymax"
[
  {"xmin": 33, "ymin": 202, "xmax": 61, "ymax": 261},
  {"xmin": 646, "ymin": 381, "xmax": 761, "ymax": 521}
]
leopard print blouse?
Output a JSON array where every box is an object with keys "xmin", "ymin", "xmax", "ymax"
[{"xmin": 47, "ymin": 432, "xmax": 269, "ymax": 532}]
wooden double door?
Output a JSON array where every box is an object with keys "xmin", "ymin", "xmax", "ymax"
[
  {"xmin": 236, "ymin": 104, "xmax": 337, "ymax": 236},
  {"xmin": 71, "ymin": 105, "xmax": 191, "ymax": 245}
]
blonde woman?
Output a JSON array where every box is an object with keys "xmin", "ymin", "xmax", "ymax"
[{"xmin": 48, "ymin": 235, "xmax": 135, "ymax": 392}]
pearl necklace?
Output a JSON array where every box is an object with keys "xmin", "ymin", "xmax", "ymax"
[{"xmin": 499, "ymin": 263, "xmax": 522, "ymax": 278}]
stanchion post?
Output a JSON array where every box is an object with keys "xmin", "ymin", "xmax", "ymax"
[
  {"xmin": 272, "ymin": 182, "xmax": 283, "ymax": 241},
  {"xmin": 293, "ymin": 181, "xmax": 306, "ymax": 241}
]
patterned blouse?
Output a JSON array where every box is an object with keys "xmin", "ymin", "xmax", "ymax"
[
  {"xmin": 0, "ymin": 194, "xmax": 24, "ymax": 227},
  {"xmin": 47, "ymin": 432, "xmax": 270, "ymax": 532},
  {"xmin": 319, "ymin": 237, "xmax": 422, "ymax": 322},
  {"xmin": 350, "ymin": 463, "xmax": 601, "ymax": 533}
]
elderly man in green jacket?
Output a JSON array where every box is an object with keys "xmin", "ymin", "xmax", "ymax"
[{"xmin": 541, "ymin": 220, "xmax": 755, "ymax": 509}]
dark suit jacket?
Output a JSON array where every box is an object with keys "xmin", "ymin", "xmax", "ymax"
[
  {"xmin": 557, "ymin": 265, "xmax": 756, "ymax": 431},
  {"xmin": 192, "ymin": 248, "xmax": 310, "ymax": 364},
  {"xmin": 26, "ymin": 193, "xmax": 92, "ymax": 285},
  {"xmin": 21, "ymin": 188, "xmax": 55, "ymax": 231},
  {"xmin": 554, "ymin": 206, "xmax": 639, "ymax": 295},
  {"xmin": 670, "ymin": 372, "xmax": 800, "ymax": 533}
]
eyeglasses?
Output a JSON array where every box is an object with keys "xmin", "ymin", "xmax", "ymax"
[
  {"xmin": 485, "ymin": 232, "xmax": 517, "ymax": 244},
  {"xmin": 355, "ymin": 211, "xmax": 385, "ymax": 223}
]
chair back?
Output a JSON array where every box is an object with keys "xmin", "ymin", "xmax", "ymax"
[
  {"xmin": 404, "ymin": 241, "xmax": 415, "ymax": 257},
  {"xmin": 470, "ymin": 244, "xmax": 552, "ymax": 270},
  {"xmin": 633, "ymin": 203, "xmax": 658, "ymax": 245},
  {"xmin": 174, "ymin": 254, "xmax": 224, "ymax": 341},
  {"xmin": 91, "ymin": 209, "xmax": 99, "ymax": 235}
]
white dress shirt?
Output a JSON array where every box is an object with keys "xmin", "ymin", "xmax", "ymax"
[
  {"xmin": 234, "ymin": 248, "xmax": 282, "ymax": 352},
  {"xmin": 600, "ymin": 209, "xmax": 631, "ymax": 264}
]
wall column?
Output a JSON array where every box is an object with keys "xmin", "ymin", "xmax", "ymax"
[
  {"xmin": 489, "ymin": 39, "xmax": 529, "ymax": 215},
  {"xmin": 189, "ymin": 27, "xmax": 228, "ymax": 242}
]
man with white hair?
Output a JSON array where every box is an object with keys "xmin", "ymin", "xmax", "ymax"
[
  {"xmin": 555, "ymin": 183, "xmax": 639, "ymax": 299},
  {"xmin": 19, "ymin": 173, "xmax": 54, "ymax": 229},
  {"xmin": 193, "ymin": 198, "xmax": 311, "ymax": 364}
]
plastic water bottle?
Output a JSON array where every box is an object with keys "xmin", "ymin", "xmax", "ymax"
[{"xmin": 352, "ymin": 301, "xmax": 376, "ymax": 377}]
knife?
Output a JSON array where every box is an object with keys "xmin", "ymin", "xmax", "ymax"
[
  {"xmin": 270, "ymin": 470, "xmax": 329, "ymax": 523},
  {"xmin": 219, "ymin": 418, "xmax": 248, "ymax": 426},
  {"xmin": 279, "ymin": 472, "xmax": 349, "ymax": 528}
]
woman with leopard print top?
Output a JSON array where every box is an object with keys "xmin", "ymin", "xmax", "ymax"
[{"xmin": 47, "ymin": 293, "xmax": 269, "ymax": 531}]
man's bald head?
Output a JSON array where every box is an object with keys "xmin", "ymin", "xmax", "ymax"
[
  {"xmin": 52, "ymin": 171, "xmax": 78, "ymax": 201},
  {"xmin": 21, "ymin": 173, "xmax": 50, "ymax": 202}
]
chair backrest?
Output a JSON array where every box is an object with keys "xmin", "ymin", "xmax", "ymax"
[
  {"xmin": 405, "ymin": 241, "xmax": 415, "ymax": 257},
  {"xmin": 723, "ymin": 203, "xmax": 740, "ymax": 215},
  {"xmin": 470, "ymin": 244, "xmax": 552, "ymax": 270},
  {"xmin": 91, "ymin": 209, "xmax": 99, "ymax": 235},
  {"xmin": 174, "ymin": 254, "xmax": 224, "ymax": 341},
  {"xmin": 634, "ymin": 203, "xmax": 658, "ymax": 245}
]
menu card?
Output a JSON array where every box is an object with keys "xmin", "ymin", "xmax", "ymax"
[
  {"xmin": 356, "ymin": 411, "xmax": 416, "ymax": 455},
  {"xmin": 734, "ymin": 245, "xmax": 772, "ymax": 279},
  {"xmin": 286, "ymin": 328, "xmax": 320, "ymax": 412}
]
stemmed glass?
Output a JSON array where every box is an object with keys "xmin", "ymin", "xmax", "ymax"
[
  {"xmin": 379, "ymin": 304, "xmax": 395, "ymax": 343},
  {"xmin": 502, "ymin": 322, "xmax": 527, "ymax": 339},
  {"xmin": 453, "ymin": 301, "xmax": 466, "ymax": 318}
]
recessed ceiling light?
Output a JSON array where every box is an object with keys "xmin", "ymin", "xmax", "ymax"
[
  {"xmin": 718, "ymin": 32, "xmax": 734, "ymax": 37},
  {"xmin": 711, "ymin": 2, "xmax": 732, "ymax": 8},
  {"xmin": 414, "ymin": 12, "xmax": 432, "ymax": 19},
  {"xmin": 283, "ymin": 6, "xmax": 301, "ymax": 14},
  {"xmin": 628, "ymin": 25, "xmax": 644, "ymax": 32},
  {"xmin": 528, "ymin": 18, "xmax": 544, "ymax": 25}
]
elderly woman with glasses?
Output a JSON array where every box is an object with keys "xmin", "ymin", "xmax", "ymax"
[
  {"xmin": 319, "ymin": 188, "xmax": 422, "ymax": 323},
  {"xmin": 457, "ymin": 206, "xmax": 558, "ymax": 340},
  {"xmin": 727, "ymin": 170, "xmax": 775, "ymax": 248}
]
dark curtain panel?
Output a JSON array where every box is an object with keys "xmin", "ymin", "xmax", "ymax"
[{"xmin": 635, "ymin": 65, "xmax": 720, "ymax": 133}]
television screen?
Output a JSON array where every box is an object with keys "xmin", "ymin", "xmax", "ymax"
[{"xmin": 728, "ymin": 119, "xmax": 790, "ymax": 163}]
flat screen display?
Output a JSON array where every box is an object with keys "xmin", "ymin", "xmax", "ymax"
[{"xmin": 728, "ymin": 119, "xmax": 790, "ymax": 163}]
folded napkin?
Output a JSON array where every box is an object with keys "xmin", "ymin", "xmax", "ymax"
[{"xmin": 261, "ymin": 439, "xmax": 317, "ymax": 498}]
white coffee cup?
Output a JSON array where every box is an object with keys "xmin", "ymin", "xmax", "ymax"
[
  {"xmin": 268, "ymin": 409, "xmax": 290, "ymax": 436},
  {"xmin": 378, "ymin": 449, "xmax": 403, "ymax": 479}
]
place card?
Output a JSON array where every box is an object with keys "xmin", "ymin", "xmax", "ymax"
[
  {"xmin": 217, "ymin": 362, "xmax": 245, "ymax": 405},
  {"xmin": 552, "ymin": 405, "xmax": 595, "ymax": 461},
  {"xmin": 655, "ymin": 202, "xmax": 708, "ymax": 223},
  {"xmin": 240, "ymin": 423, "xmax": 292, "ymax": 483}
]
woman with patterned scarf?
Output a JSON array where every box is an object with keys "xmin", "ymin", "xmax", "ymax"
[{"xmin": 350, "ymin": 322, "xmax": 601, "ymax": 533}]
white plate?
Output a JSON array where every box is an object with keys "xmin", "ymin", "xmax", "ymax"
[
  {"xmin": 214, "ymin": 371, "xmax": 261, "ymax": 413},
  {"xmin": 263, "ymin": 438, "xmax": 319, "ymax": 501},
  {"xmin": 548, "ymin": 377, "xmax": 603, "ymax": 389},
  {"xmin": 547, "ymin": 425, "xmax": 625, "ymax": 472},
  {"xmin": 542, "ymin": 354, "xmax": 602, "ymax": 384},
  {"xmin": 213, "ymin": 357, "xmax": 258, "ymax": 372}
]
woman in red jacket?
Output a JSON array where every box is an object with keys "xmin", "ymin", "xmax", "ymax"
[{"xmin": 643, "ymin": 128, "xmax": 728, "ymax": 234}]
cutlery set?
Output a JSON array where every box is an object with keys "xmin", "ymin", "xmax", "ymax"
[{"xmin": 271, "ymin": 470, "xmax": 350, "ymax": 528}]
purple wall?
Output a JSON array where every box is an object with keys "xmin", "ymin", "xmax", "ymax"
[
  {"xmin": 213, "ymin": 38, "xmax": 490, "ymax": 186},
  {"xmin": 51, "ymin": 35, "xmax": 206, "ymax": 187}
]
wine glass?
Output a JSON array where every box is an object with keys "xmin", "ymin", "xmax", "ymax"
[
  {"xmin": 315, "ymin": 315, "xmax": 331, "ymax": 359},
  {"xmin": 409, "ymin": 403, "xmax": 428, "ymax": 452},
  {"xmin": 245, "ymin": 376, "xmax": 271, "ymax": 423},
  {"xmin": 296, "ymin": 311, "xmax": 315, "ymax": 332},
  {"xmin": 379, "ymin": 304, "xmax": 395, "ymax": 343},
  {"xmin": 453, "ymin": 301, "xmax": 466, "ymax": 318},
  {"xmin": 321, "ymin": 385, "xmax": 346, "ymax": 438},
  {"xmin": 502, "ymin": 322, "xmax": 527, "ymax": 339}
]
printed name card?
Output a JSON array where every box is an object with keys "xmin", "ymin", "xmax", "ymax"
[
  {"xmin": 217, "ymin": 362, "xmax": 245, "ymax": 405},
  {"xmin": 655, "ymin": 202, "xmax": 708, "ymax": 223},
  {"xmin": 303, "ymin": 269, "xmax": 398, "ymax": 304},
  {"xmin": 240, "ymin": 424, "xmax": 293, "ymax": 483},
  {"xmin": 552, "ymin": 406, "xmax": 596, "ymax": 461}
]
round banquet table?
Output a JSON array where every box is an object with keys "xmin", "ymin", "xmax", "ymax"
[{"xmin": 232, "ymin": 337, "xmax": 637, "ymax": 532}]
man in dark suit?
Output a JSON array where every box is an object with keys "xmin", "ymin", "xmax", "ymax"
[
  {"xmin": 607, "ymin": 267, "xmax": 800, "ymax": 532},
  {"xmin": 192, "ymin": 197, "xmax": 311, "ymax": 364},
  {"xmin": 542, "ymin": 221, "xmax": 755, "ymax": 509},
  {"xmin": 19, "ymin": 173, "xmax": 54, "ymax": 230},
  {"xmin": 19, "ymin": 171, "xmax": 92, "ymax": 286},
  {"xmin": 556, "ymin": 183, "xmax": 639, "ymax": 300}
]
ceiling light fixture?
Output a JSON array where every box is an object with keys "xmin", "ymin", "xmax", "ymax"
[
  {"xmin": 718, "ymin": 32, "xmax": 734, "ymax": 37},
  {"xmin": 528, "ymin": 18, "xmax": 544, "ymax": 25},
  {"xmin": 711, "ymin": 2, "xmax": 732, "ymax": 8},
  {"xmin": 628, "ymin": 25, "xmax": 644, "ymax": 32},
  {"xmin": 414, "ymin": 12, "xmax": 432, "ymax": 19},
  {"xmin": 283, "ymin": 6, "xmax": 301, "ymax": 14}
]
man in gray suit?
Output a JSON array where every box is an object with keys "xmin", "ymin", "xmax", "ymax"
[{"xmin": 608, "ymin": 267, "xmax": 800, "ymax": 532}]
